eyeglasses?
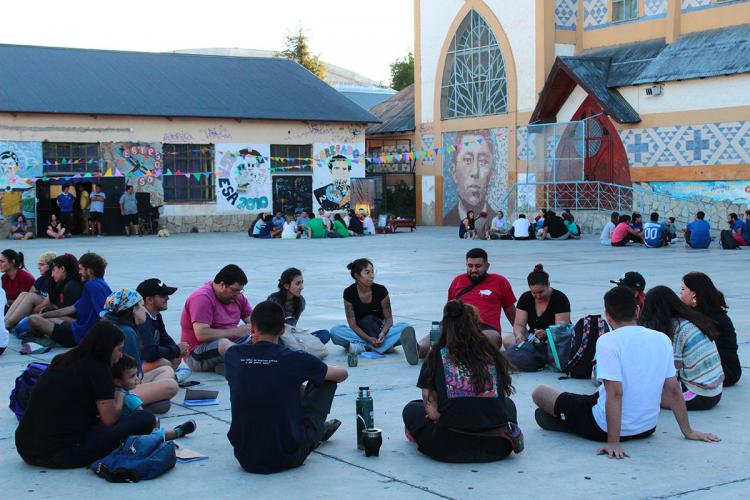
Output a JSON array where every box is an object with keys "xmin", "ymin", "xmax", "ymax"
[{"xmin": 228, "ymin": 286, "xmax": 244, "ymax": 294}]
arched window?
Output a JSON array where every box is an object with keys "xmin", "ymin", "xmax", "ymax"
[{"xmin": 441, "ymin": 9, "xmax": 507, "ymax": 119}]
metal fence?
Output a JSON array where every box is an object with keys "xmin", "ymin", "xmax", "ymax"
[{"xmin": 522, "ymin": 119, "xmax": 587, "ymax": 185}]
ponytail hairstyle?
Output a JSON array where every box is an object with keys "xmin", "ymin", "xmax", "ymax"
[
  {"xmin": 423, "ymin": 300, "xmax": 514, "ymax": 397},
  {"xmin": 527, "ymin": 263, "xmax": 550, "ymax": 287},
  {"xmin": 1, "ymin": 249, "xmax": 25, "ymax": 270},
  {"xmin": 277, "ymin": 267, "xmax": 303, "ymax": 319},
  {"xmin": 347, "ymin": 258, "xmax": 374, "ymax": 280}
]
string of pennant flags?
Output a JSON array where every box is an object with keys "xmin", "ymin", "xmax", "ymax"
[{"xmin": 6, "ymin": 130, "xmax": 507, "ymax": 181}]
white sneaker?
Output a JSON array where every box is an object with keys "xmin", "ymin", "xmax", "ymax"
[{"xmin": 175, "ymin": 366, "xmax": 192, "ymax": 384}]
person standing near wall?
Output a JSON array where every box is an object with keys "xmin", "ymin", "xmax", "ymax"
[
  {"xmin": 56, "ymin": 185, "xmax": 75, "ymax": 233},
  {"xmin": 119, "ymin": 185, "xmax": 140, "ymax": 237},
  {"xmin": 79, "ymin": 186, "xmax": 91, "ymax": 236},
  {"xmin": 89, "ymin": 184, "xmax": 106, "ymax": 237}
]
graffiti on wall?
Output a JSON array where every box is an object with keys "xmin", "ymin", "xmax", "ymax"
[
  {"xmin": 312, "ymin": 143, "xmax": 365, "ymax": 212},
  {"xmin": 650, "ymin": 180, "xmax": 750, "ymax": 204},
  {"xmin": 215, "ymin": 144, "xmax": 272, "ymax": 212},
  {"xmin": 442, "ymin": 128, "xmax": 509, "ymax": 226},
  {"xmin": 101, "ymin": 143, "xmax": 164, "ymax": 206},
  {"xmin": 0, "ymin": 141, "xmax": 42, "ymax": 218}
]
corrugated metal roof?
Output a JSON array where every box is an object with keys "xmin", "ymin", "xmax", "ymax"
[
  {"xmin": 340, "ymin": 89, "xmax": 396, "ymax": 111},
  {"xmin": 581, "ymin": 39, "xmax": 667, "ymax": 87},
  {"xmin": 632, "ymin": 23, "xmax": 750, "ymax": 84},
  {"xmin": 0, "ymin": 44, "xmax": 379, "ymax": 123},
  {"xmin": 366, "ymin": 84, "xmax": 415, "ymax": 135}
]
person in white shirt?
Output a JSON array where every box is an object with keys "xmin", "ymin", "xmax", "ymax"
[
  {"xmin": 531, "ymin": 286, "xmax": 719, "ymax": 459},
  {"xmin": 281, "ymin": 217, "xmax": 298, "ymax": 240},
  {"xmin": 510, "ymin": 214, "xmax": 531, "ymax": 240},
  {"xmin": 599, "ymin": 211, "xmax": 619, "ymax": 245},
  {"xmin": 489, "ymin": 210, "xmax": 508, "ymax": 239}
]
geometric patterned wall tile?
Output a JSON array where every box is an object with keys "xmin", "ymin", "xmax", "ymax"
[
  {"xmin": 681, "ymin": 0, "xmax": 710, "ymax": 11},
  {"xmin": 644, "ymin": 0, "xmax": 667, "ymax": 16},
  {"xmin": 556, "ymin": 0, "xmax": 578, "ymax": 30},
  {"xmin": 619, "ymin": 121, "xmax": 750, "ymax": 167},
  {"xmin": 517, "ymin": 127, "xmax": 538, "ymax": 161},
  {"xmin": 583, "ymin": 0, "xmax": 608, "ymax": 28}
]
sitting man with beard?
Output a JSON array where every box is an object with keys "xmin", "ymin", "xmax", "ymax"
[{"xmin": 402, "ymin": 248, "xmax": 517, "ymax": 361}]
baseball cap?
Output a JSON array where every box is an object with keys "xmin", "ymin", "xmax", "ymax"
[
  {"xmin": 609, "ymin": 272, "xmax": 646, "ymax": 291},
  {"xmin": 136, "ymin": 278, "xmax": 178, "ymax": 297}
]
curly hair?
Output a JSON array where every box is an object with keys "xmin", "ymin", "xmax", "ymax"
[{"xmin": 422, "ymin": 300, "xmax": 514, "ymax": 397}]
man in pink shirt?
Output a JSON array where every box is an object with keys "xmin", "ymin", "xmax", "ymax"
[{"xmin": 181, "ymin": 264, "xmax": 253, "ymax": 372}]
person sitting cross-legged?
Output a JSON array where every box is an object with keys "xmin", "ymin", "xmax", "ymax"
[
  {"xmin": 136, "ymin": 278, "xmax": 188, "ymax": 372},
  {"xmin": 180, "ymin": 264, "xmax": 253, "ymax": 373},
  {"xmin": 226, "ymin": 300, "xmax": 347, "ymax": 474},
  {"xmin": 402, "ymin": 300, "xmax": 521, "ymax": 463},
  {"xmin": 531, "ymin": 286, "xmax": 720, "ymax": 459}
]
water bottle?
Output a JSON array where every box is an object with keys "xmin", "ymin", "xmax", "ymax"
[
  {"xmin": 356, "ymin": 386, "xmax": 374, "ymax": 450},
  {"xmin": 429, "ymin": 321, "xmax": 441, "ymax": 347}
]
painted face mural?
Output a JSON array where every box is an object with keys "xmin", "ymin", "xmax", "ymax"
[
  {"xmin": 442, "ymin": 128, "xmax": 508, "ymax": 226},
  {"xmin": 311, "ymin": 144, "xmax": 365, "ymax": 213},
  {"xmin": 314, "ymin": 155, "xmax": 352, "ymax": 211}
]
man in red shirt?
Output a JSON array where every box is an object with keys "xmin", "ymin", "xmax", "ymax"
[{"xmin": 402, "ymin": 248, "xmax": 517, "ymax": 362}]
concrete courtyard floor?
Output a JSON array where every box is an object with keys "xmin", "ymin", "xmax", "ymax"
[{"xmin": 1, "ymin": 227, "xmax": 748, "ymax": 499}]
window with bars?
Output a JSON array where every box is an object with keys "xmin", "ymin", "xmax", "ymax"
[
  {"xmin": 270, "ymin": 144, "xmax": 313, "ymax": 172},
  {"xmin": 440, "ymin": 9, "xmax": 507, "ymax": 120},
  {"xmin": 42, "ymin": 143, "xmax": 101, "ymax": 175},
  {"xmin": 162, "ymin": 144, "xmax": 214, "ymax": 202},
  {"xmin": 612, "ymin": 0, "xmax": 638, "ymax": 22}
]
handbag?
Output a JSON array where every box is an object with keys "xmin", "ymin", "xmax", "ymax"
[
  {"xmin": 281, "ymin": 325, "xmax": 328, "ymax": 359},
  {"xmin": 546, "ymin": 323, "xmax": 575, "ymax": 372},
  {"xmin": 504, "ymin": 340, "xmax": 547, "ymax": 372}
]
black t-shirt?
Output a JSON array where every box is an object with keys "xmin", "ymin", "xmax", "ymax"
[
  {"xmin": 15, "ymin": 357, "xmax": 114, "ymax": 460},
  {"xmin": 266, "ymin": 291, "xmax": 306, "ymax": 327},
  {"xmin": 33, "ymin": 273, "xmax": 51, "ymax": 298},
  {"xmin": 225, "ymin": 341, "xmax": 327, "ymax": 474},
  {"xmin": 516, "ymin": 289, "xmax": 570, "ymax": 332},
  {"xmin": 49, "ymin": 279, "xmax": 83, "ymax": 308},
  {"xmin": 343, "ymin": 283, "xmax": 388, "ymax": 321},
  {"xmin": 543, "ymin": 214, "xmax": 568, "ymax": 238},
  {"xmin": 710, "ymin": 311, "xmax": 741, "ymax": 386},
  {"xmin": 417, "ymin": 347, "xmax": 510, "ymax": 430},
  {"xmin": 348, "ymin": 216, "xmax": 364, "ymax": 235}
]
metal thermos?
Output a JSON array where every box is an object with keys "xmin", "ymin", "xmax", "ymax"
[
  {"xmin": 356, "ymin": 386, "xmax": 374, "ymax": 450},
  {"xmin": 429, "ymin": 321, "xmax": 441, "ymax": 347}
]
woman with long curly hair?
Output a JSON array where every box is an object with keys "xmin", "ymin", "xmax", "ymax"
[
  {"xmin": 402, "ymin": 300, "xmax": 520, "ymax": 463},
  {"xmin": 640, "ymin": 286, "xmax": 724, "ymax": 411},
  {"xmin": 680, "ymin": 272, "xmax": 741, "ymax": 387}
]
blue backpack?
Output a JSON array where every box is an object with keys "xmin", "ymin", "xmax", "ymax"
[
  {"xmin": 90, "ymin": 434, "xmax": 176, "ymax": 483},
  {"xmin": 9, "ymin": 362, "xmax": 49, "ymax": 420}
]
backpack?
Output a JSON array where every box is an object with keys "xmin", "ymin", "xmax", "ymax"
[
  {"xmin": 90, "ymin": 434, "xmax": 176, "ymax": 483},
  {"xmin": 9, "ymin": 362, "xmax": 49, "ymax": 420},
  {"xmin": 720, "ymin": 230, "xmax": 739, "ymax": 250},
  {"xmin": 546, "ymin": 323, "xmax": 575, "ymax": 372},
  {"xmin": 564, "ymin": 316, "xmax": 610, "ymax": 379}
]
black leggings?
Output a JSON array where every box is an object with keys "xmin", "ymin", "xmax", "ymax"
[
  {"xmin": 402, "ymin": 399, "xmax": 516, "ymax": 463},
  {"xmin": 684, "ymin": 390, "xmax": 722, "ymax": 411},
  {"xmin": 612, "ymin": 233, "xmax": 643, "ymax": 246},
  {"xmin": 22, "ymin": 410, "xmax": 156, "ymax": 469}
]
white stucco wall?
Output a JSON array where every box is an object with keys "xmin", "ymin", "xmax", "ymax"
[
  {"xmin": 418, "ymin": 0, "xmax": 538, "ymax": 121},
  {"xmin": 619, "ymin": 73, "xmax": 750, "ymax": 115},
  {"xmin": 555, "ymin": 43, "xmax": 576, "ymax": 57},
  {"xmin": 557, "ymin": 85, "xmax": 588, "ymax": 122}
]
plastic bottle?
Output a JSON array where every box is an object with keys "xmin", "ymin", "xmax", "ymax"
[
  {"xmin": 356, "ymin": 386, "xmax": 374, "ymax": 450},
  {"xmin": 429, "ymin": 321, "xmax": 441, "ymax": 347}
]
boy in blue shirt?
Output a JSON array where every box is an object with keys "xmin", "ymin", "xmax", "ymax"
[
  {"xmin": 643, "ymin": 212, "xmax": 668, "ymax": 248},
  {"xmin": 684, "ymin": 211, "xmax": 711, "ymax": 249},
  {"xmin": 56, "ymin": 185, "xmax": 76, "ymax": 231}
]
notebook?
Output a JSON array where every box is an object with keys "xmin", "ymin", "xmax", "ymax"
[{"xmin": 183, "ymin": 388, "xmax": 219, "ymax": 407}]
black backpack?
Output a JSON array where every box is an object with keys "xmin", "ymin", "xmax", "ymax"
[
  {"xmin": 564, "ymin": 316, "xmax": 609, "ymax": 379},
  {"xmin": 720, "ymin": 230, "xmax": 739, "ymax": 250}
]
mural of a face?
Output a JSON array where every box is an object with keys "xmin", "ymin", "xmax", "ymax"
[
  {"xmin": 235, "ymin": 150, "xmax": 266, "ymax": 196},
  {"xmin": 330, "ymin": 158, "xmax": 351, "ymax": 186},
  {"xmin": 0, "ymin": 151, "xmax": 18, "ymax": 173},
  {"xmin": 451, "ymin": 134, "xmax": 493, "ymax": 209}
]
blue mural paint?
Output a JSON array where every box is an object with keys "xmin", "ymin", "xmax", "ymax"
[{"xmin": 650, "ymin": 180, "xmax": 750, "ymax": 203}]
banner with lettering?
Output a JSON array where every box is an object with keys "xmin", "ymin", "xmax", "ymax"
[{"xmin": 215, "ymin": 144, "xmax": 272, "ymax": 212}]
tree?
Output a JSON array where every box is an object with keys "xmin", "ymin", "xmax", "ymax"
[
  {"xmin": 277, "ymin": 27, "xmax": 326, "ymax": 81},
  {"xmin": 389, "ymin": 52, "xmax": 414, "ymax": 91}
]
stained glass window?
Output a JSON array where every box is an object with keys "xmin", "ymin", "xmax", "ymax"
[{"xmin": 441, "ymin": 10, "xmax": 507, "ymax": 119}]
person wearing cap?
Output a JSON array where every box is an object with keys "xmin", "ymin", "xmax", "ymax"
[
  {"xmin": 101, "ymin": 288, "xmax": 178, "ymax": 414},
  {"xmin": 610, "ymin": 272, "xmax": 646, "ymax": 311},
  {"xmin": 137, "ymin": 278, "xmax": 187, "ymax": 372},
  {"xmin": 28, "ymin": 252, "xmax": 112, "ymax": 347}
]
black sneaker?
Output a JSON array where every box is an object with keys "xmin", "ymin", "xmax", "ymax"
[
  {"xmin": 321, "ymin": 419, "xmax": 341, "ymax": 442},
  {"xmin": 174, "ymin": 420, "xmax": 197, "ymax": 438},
  {"xmin": 400, "ymin": 327, "xmax": 419, "ymax": 366},
  {"xmin": 534, "ymin": 408, "xmax": 571, "ymax": 433}
]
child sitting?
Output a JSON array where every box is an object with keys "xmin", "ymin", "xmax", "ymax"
[{"xmin": 112, "ymin": 355, "xmax": 196, "ymax": 440}]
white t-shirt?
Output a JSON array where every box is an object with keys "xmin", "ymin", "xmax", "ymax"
[
  {"xmin": 363, "ymin": 216, "xmax": 376, "ymax": 234},
  {"xmin": 599, "ymin": 221, "xmax": 616, "ymax": 245},
  {"xmin": 281, "ymin": 221, "xmax": 298, "ymax": 239},
  {"xmin": 512, "ymin": 218, "xmax": 530, "ymax": 238},
  {"xmin": 592, "ymin": 325, "xmax": 675, "ymax": 436},
  {"xmin": 0, "ymin": 288, "xmax": 8, "ymax": 348}
]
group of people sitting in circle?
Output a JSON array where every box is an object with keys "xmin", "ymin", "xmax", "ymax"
[
  {"xmin": 601, "ymin": 209, "xmax": 750, "ymax": 249},
  {"xmin": 248, "ymin": 208, "xmax": 377, "ymax": 240},
  {"xmin": 4, "ymin": 244, "xmax": 739, "ymax": 474},
  {"xmin": 460, "ymin": 209, "xmax": 581, "ymax": 241}
]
